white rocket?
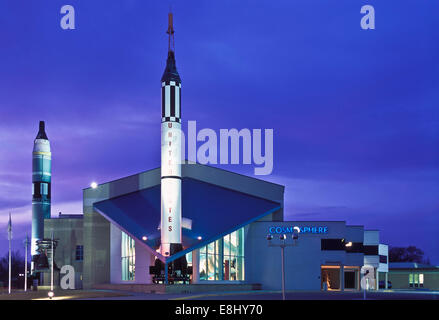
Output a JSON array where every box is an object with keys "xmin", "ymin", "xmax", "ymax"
[{"xmin": 160, "ymin": 12, "xmax": 183, "ymax": 257}]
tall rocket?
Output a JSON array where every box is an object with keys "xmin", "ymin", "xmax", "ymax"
[
  {"xmin": 160, "ymin": 12, "xmax": 182, "ymax": 257},
  {"xmin": 32, "ymin": 121, "xmax": 51, "ymax": 264}
]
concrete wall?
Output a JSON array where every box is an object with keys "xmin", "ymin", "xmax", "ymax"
[{"xmin": 44, "ymin": 217, "xmax": 83, "ymax": 288}]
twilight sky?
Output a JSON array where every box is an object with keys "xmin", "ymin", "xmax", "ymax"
[{"xmin": 0, "ymin": 1, "xmax": 438, "ymax": 263}]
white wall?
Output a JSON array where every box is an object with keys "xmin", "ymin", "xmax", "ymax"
[
  {"xmin": 110, "ymin": 223, "xmax": 123, "ymax": 284},
  {"xmin": 110, "ymin": 223, "xmax": 153, "ymax": 284},
  {"xmin": 364, "ymin": 230, "xmax": 379, "ymax": 245},
  {"xmin": 378, "ymin": 244, "xmax": 389, "ymax": 272}
]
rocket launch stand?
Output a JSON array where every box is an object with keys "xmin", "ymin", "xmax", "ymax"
[{"xmin": 150, "ymin": 244, "xmax": 192, "ymax": 284}]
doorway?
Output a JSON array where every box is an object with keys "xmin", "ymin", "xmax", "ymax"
[{"xmin": 321, "ymin": 266, "xmax": 341, "ymax": 290}]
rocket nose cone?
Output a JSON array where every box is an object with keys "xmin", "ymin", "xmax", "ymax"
[{"xmin": 36, "ymin": 121, "xmax": 48, "ymax": 140}]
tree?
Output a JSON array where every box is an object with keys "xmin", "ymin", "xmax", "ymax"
[
  {"xmin": 389, "ymin": 246, "xmax": 430, "ymax": 264},
  {"xmin": 0, "ymin": 250, "xmax": 29, "ymax": 288}
]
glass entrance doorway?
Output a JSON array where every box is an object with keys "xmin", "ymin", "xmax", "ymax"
[{"xmin": 321, "ymin": 266, "xmax": 341, "ymax": 290}]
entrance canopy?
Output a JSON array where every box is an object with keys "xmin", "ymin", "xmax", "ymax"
[{"xmin": 94, "ymin": 177, "xmax": 281, "ymax": 262}]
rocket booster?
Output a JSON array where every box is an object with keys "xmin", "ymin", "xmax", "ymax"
[
  {"xmin": 160, "ymin": 13, "xmax": 182, "ymax": 257},
  {"xmin": 31, "ymin": 121, "xmax": 51, "ymax": 261}
]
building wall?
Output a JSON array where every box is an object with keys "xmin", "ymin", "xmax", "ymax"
[
  {"xmin": 245, "ymin": 221, "xmax": 364, "ymax": 291},
  {"xmin": 389, "ymin": 270, "xmax": 439, "ymax": 290},
  {"xmin": 44, "ymin": 217, "xmax": 83, "ymax": 288},
  {"xmin": 110, "ymin": 223, "xmax": 154, "ymax": 284}
]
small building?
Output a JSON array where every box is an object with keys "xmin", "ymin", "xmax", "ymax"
[{"xmin": 388, "ymin": 262, "xmax": 439, "ymax": 290}]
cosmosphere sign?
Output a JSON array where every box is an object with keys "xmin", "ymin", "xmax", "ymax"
[{"xmin": 269, "ymin": 226, "xmax": 328, "ymax": 234}]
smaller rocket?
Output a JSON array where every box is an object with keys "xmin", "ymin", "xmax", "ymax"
[{"xmin": 31, "ymin": 121, "xmax": 51, "ymax": 269}]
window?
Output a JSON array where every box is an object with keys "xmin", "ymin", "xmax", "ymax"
[
  {"xmin": 200, "ymin": 246, "xmax": 207, "ymax": 280},
  {"xmin": 363, "ymin": 245, "xmax": 379, "ymax": 255},
  {"xmin": 198, "ymin": 227, "xmax": 245, "ymax": 281},
  {"xmin": 121, "ymin": 232, "xmax": 135, "ymax": 281},
  {"xmin": 75, "ymin": 245, "xmax": 83, "ymax": 261},
  {"xmin": 224, "ymin": 230, "xmax": 245, "ymax": 281},
  {"xmin": 345, "ymin": 242, "xmax": 363, "ymax": 253},
  {"xmin": 321, "ymin": 239, "xmax": 344, "ymax": 251},
  {"xmin": 33, "ymin": 182, "xmax": 41, "ymax": 198},
  {"xmin": 379, "ymin": 255, "xmax": 388, "ymax": 264},
  {"xmin": 41, "ymin": 183, "xmax": 47, "ymax": 195},
  {"xmin": 409, "ymin": 273, "xmax": 424, "ymax": 288}
]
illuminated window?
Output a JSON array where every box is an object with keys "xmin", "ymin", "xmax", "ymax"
[
  {"xmin": 121, "ymin": 232, "xmax": 135, "ymax": 281},
  {"xmin": 409, "ymin": 273, "xmax": 424, "ymax": 288},
  {"xmin": 185, "ymin": 252, "xmax": 192, "ymax": 267},
  {"xmin": 198, "ymin": 227, "xmax": 245, "ymax": 281},
  {"xmin": 200, "ymin": 246, "xmax": 207, "ymax": 280}
]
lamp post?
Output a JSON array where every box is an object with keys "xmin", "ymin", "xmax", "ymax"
[
  {"xmin": 50, "ymin": 231, "xmax": 54, "ymax": 298},
  {"xmin": 7, "ymin": 212, "xmax": 12, "ymax": 295},
  {"xmin": 266, "ymin": 227, "xmax": 300, "ymax": 300}
]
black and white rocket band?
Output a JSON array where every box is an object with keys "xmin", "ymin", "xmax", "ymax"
[{"xmin": 161, "ymin": 81, "xmax": 181, "ymax": 123}]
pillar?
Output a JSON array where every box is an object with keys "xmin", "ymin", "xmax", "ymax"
[
  {"xmin": 192, "ymin": 249, "xmax": 200, "ymax": 284},
  {"xmin": 340, "ymin": 264, "xmax": 345, "ymax": 291},
  {"xmin": 375, "ymin": 269, "xmax": 379, "ymax": 290}
]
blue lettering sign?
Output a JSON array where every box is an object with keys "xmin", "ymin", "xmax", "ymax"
[{"xmin": 268, "ymin": 226, "xmax": 328, "ymax": 234}]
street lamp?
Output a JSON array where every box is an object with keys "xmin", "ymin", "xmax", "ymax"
[{"xmin": 266, "ymin": 227, "xmax": 300, "ymax": 300}]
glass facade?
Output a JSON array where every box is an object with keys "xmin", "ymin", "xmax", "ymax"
[
  {"xmin": 199, "ymin": 227, "xmax": 245, "ymax": 281},
  {"xmin": 121, "ymin": 231, "xmax": 135, "ymax": 281}
]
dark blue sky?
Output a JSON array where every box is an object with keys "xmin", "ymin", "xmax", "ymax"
[{"xmin": 0, "ymin": 1, "xmax": 438, "ymax": 263}]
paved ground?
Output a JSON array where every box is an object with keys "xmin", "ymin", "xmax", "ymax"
[
  {"xmin": 1, "ymin": 288, "xmax": 437, "ymax": 300},
  {"xmin": 84, "ymin": 289, "xmax": 439, "ymax": 300},
  {"xmin": 0, "ymin": 289, "xmax": 129, "ymax": 300}
]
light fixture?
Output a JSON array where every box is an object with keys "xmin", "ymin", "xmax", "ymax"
[
  {"xmin": 345, "ymin": 241, "xmax": 353, "ymax": 247},
  {"xmin": 48, "ymin": 291, "xmax": 54, "ymax": 299},
  {"xmin": 197, "ymin": 236, "xmax": 202, "ymax": 240},
  {"xmin": 266, "ymin": 234, "xmax": 273, "ymax": 241},
  {"xmin": 279, "ymin": 234, "xmax": 286, "ymax": 240},
  {"xmin": 142, "ymin": 236, "xmax": 147, "ymax": 241},
  {"xmin": 90, "ymin": 182, "xmax": 98, "ymax": 189}
]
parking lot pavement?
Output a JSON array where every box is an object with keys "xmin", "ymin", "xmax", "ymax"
[
  {"xmin": 82, "ymin": 289, "xmax": 439, "ymax": 300},
  {"xmin": 174, "ymin": 290, "xmax": 439, "ymax": 300}
]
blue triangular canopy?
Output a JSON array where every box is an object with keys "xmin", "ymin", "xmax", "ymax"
[{"xmin": 94, "ymin": 177, "xmax": 281, "ymax": 262}]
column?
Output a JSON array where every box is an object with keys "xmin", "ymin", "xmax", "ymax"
[
  {"xmin": 192, "ymin": 249, "xmax": 200, "ymax": 284},
  {"xmin": 340, "ymin": 264, "xmax": 345, "ymax": 291},
  {"xmin": 375, "ymin": 269, "xmax": 379, "ymax": 290},
  {"xmin": 218, "ymin": 238, "xmax": 224, "ymax": 281},
  {"xmin": 385, "ymin": 272, "xmax": 388, "ymax": 289}
]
